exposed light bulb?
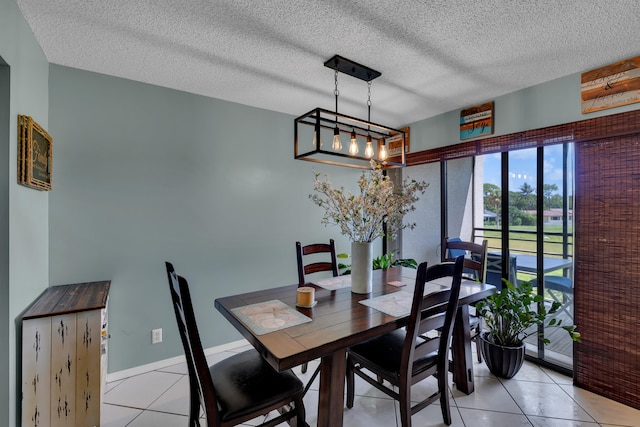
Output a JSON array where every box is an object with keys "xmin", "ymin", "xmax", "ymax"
[
  {"xmin": 378, "ymin": 142, "xmax": 388, "ymax": 161},
  {"xmin": 312, "ymin": 130, "xmax": 322, "ymax": 148},
  {"xmin": 349, "ymin": 130, "xmax": 359, "ymax": 155},
  {"xmin": 364, "ymin": 135, "xmax": 374, "ymax": 158},
  {"xmin": 332, "ymin": 127, "xmax": 342, "ymax": 151}
]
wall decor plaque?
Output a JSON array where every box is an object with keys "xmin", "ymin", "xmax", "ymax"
[
  {"xmin": 460, "ymin": 102, "xmax": 494, "ymax": 140},
  {"xmin": 18, "ymin": 115, "xmax": 52, "ymax": 191},
  {"xmin": 387, "ymin": 126, "xmax": 410, "ymax": 157},
  {"xmin": 581, "ymin": 56, "xmax": 640, "ymax": 114}
]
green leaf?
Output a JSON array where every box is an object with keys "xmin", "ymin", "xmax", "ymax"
[{"xmin": 478, "ymin": 278, "xmax": 579, "ymax": 348}]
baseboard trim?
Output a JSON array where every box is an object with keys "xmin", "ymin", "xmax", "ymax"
[{"xmin": 105, "ymin": 339, "xmax": 249, "ymax": 382}]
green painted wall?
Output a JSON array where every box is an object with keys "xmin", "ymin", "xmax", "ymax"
[
  {"xmin": 47, "ymin": 52, "xmax": 640, "ymax": 379},
  {"xmin": 0, "ymin": 56, "xmax": 10, "ymax": 427},
  {"xmin": 404, "ymin": 72, "xmax": 640, "ymax": 263},
  {"xmin": 1, "ymin": 0, "xmax": 51, "ymax": 425},
  {"xmin": 47, "ymin": 65, "xmax": 360, "ymax": 373},
  {"xmin": 410, "ymin": 73, "xmax": 640, "ymax": 153}
]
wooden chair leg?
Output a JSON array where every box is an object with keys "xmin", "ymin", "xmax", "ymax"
[
  {"xmin": 346, "ymin": 355, "xmax": 355, "ymax": 409},
  {"xmin": 440, "ymin": 393, "xmax": 452, "ymax": 426},
  {"xmin": 438, "ymin": 373, "xmax": 452, "ymax": 426},
  {"xmin": 303, "ymin": 364, "xmax": 321, "ymax": 397},
  {"xmin": 189, "ymin": 388, "xmax": 200, "ymax": 426},
  {"xmin": 295, "ymin": 394, "xmax": 306, "ymax": 427},
  {"xmin": 475, "ymin": 339, "xmax": 482, "ymax": 362},
  {"xmin": 301, "ymin": 362, "xmax": 308, "ymax": 374},
  {"xmin": 398, "ymin": 384, "xmax": 412, "ymax": 427}
]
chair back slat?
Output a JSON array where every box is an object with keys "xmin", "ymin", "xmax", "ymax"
[
  {"xmin": 416, "ymin": 312, "xmax": 447, "ymax": 336},
  {"xmin": 303, "ymin": 262, "xmax": 337, "ymax": 276},
  {"xmin": 296, "ymin": 240, "xmax": 339, "ymax": 285},
  {"xmin": 413, "ymin": 335, "xmax": 440, "ymax": 360}
]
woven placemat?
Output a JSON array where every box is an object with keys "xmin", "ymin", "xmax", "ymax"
[
  {"xmin": 359, "ymin": 291, "xmax": 413, "ymax": 317},
  {"xmin": 313, "ymin": 275, "xmax": 351, "ymax": 290},
  {"xmin": 231, "ymin": 299, "xmax": 312, "ymax": 335}
]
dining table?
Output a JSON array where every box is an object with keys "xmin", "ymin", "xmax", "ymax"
[{"xmin": 214, "ymin": 266, "xmax": 496, "ymax": 427}]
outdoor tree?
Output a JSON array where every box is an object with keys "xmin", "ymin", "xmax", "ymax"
[
  {"xmin": 483, "ymin": 183, "xmax": 501, "ymax": 215},
  {"xmin": 543, "ymin": 184, "xmax": 559, "ymax": 209},
  {"xmin": 517, "ymin": 182, "xmax": 536, "ymax": 210}
]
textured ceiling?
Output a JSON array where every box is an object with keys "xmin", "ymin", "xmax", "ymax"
[{"xmin": 16, "ymin": 0, "xmax": 640, "ymax": 127}]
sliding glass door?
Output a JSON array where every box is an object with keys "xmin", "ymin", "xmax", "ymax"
[
  {"xmin": 538, "ymin": 144, "xmax": 575, "ymax": 369},
  {"xmin": 474, "ymin": 143, "xmax": 574, "ymax": 371}
]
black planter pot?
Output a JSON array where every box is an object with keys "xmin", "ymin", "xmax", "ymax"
[{"xmin": 479, "ymin": 332, "xmax": 526, "ymax": 379}]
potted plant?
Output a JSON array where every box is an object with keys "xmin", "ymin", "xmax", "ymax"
[
  {"xmin": 338, "ymin": 249, "xmax": 418, "ymax": 275},
  {"xmin": 475, "ymin": 278, "xmax": 580, "ymax": 378}
]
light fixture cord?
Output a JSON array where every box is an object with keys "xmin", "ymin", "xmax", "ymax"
[
  {"xmin": 334, "ymin": 69, "xmax": 340, "ymax": 121},
  {"xmin": 367, "ymin": 80, "xmax": 372, "ymax": 123}
]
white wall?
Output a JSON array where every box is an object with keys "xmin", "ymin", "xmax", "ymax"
[{"xmin": 402, "ymin": 162, "xmax": 441, "ymax": 266}]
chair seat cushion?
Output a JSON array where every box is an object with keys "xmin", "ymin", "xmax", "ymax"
[
  {"xmin": 531, "ymin": 276, "xmax": 573, "ymax": 293},
  {"xmin": 348, "ymin": 330, "xmax": 438, "ymax": 380},
  {"xmin": 210, "ymin": 350, "xmax": 303, "ymax": 422},
  {"xmin": 545, "ymin": 276, "xmax": 573, "ymax": 293}
]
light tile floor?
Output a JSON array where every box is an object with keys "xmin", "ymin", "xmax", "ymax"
[{"xmin": 102, "ymin": 344, "xmax": 640, "ymax": 427}]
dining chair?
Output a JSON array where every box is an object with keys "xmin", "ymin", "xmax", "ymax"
[
  {"xmin": 442, "ymin": 236, "xmax": 488, "ymax": 362},
  {"xmin": 295, "ymin": 239, "xmax": 338, "ymax": 375},
  {"xmin": 296, "ymin": 239, "xmax": 339, "ymax": 285},
  {"xmin": 164, "ymin": 262, "xmax": 306, "ymax": 427},
  {"xmin": 442, "ymin": 236, "xmax": 488, "ymax": 282},
  {"xmin": 345, "ymin": 256, "xmax": 464, "ymax": 427}
]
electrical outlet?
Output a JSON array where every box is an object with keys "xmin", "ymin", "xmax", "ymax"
[{"xmin": 151, "ymin": 328, "xmax": 162, "ymax": 344}]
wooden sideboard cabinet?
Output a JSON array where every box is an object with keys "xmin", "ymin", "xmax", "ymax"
[{"xmin": 22, "ymin": 281, "xmax": 110, "ymax": 427}]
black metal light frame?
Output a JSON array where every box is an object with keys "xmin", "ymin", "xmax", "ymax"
[{"xmin": 294, "ymin": 55, "xmax": 406, "ymax": 169}]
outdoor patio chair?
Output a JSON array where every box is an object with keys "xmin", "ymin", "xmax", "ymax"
[{"xmin": 530, "ymin": 275, "xmax": 574, "ymax": 321}]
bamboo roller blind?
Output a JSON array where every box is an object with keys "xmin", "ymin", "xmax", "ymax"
[{"xmin": 574, "ymin": 134, "xmax": 640, "ymax": 409}]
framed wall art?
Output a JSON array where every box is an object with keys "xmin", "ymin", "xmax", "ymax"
[
  {"xmin": 581, "ymin": 56, "xmax": 640, "ymax": 114},
  {"xmin": 18, "ymin": 115, "xmax": 52, "ymax": 191},
  {"xmin": 387, "ymin": 126, "xmax": 410, "ymax": 157},
  {"xmin": 460, "ymin": 102, "xmax": 494, "ymax": 140}
]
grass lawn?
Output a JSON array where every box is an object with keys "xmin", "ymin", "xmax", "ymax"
[
  {"xmin": 479, "ymin": 225, "xmax": 572, "ymax": 254},
  {"xmin": 477, "ymin": 224, "xmax": 573, "ymax": 282}
]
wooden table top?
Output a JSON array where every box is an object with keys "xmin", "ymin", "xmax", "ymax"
[{"xmin": 215, "ymin": 267, "xmax": 495, "ymax": 372}]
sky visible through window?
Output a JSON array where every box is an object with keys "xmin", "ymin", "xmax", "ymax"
[{"xmin": 482, "ymin": 145, "xmax": 572, "ymax": 196}]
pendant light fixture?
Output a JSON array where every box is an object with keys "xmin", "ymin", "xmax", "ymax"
[{"xmin": 294, "ymin": 55, "xmax": 406, "ymax": 169}]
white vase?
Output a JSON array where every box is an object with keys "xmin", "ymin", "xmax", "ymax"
[{"xmin": 351, "ymin": 241, "xmax": 373, "ymax": 294}]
